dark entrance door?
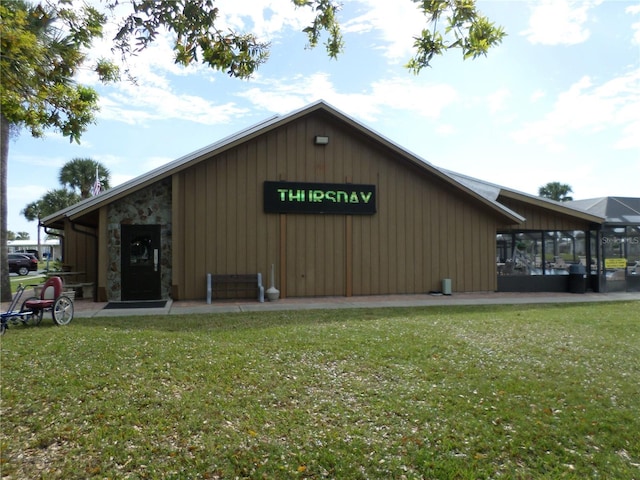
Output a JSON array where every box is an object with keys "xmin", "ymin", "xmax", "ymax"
[{"xmin": 121, "ymin": 225, "xmax": 161, "ymax": 301}]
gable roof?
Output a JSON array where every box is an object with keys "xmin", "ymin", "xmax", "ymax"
[
  {"xmin": 568, "ymin": 197, "xmax": 640, "ymax": 225},
  {"xmin": 42, "ymin": 100, "xmax": 528, "ymax": 228},
  {"xmin": 443, "ymin": 169, "xmax": 605, "ymax": 225}
]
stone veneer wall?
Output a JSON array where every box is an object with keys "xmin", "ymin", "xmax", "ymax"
[{"xmin": 106, "ymin": 178, "xmax": 172, "ymax": 301}]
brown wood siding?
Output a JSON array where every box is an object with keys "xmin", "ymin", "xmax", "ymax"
[
  {"xmin": 498, "ymin": 197, "xmax": 593, "ymax": 231},
  {"xmin": 284, "ymin": 214, "xmax": 346, "ymax": 296},
  {"xmin": 350, "ymin": 162, "xmax": 499, "ymax": 295},
  {"xmin": 173, "ymin": 142, "xmax": 281, "ymax": 299},
  {"xmin": 61, "ymin": 219, "xmax": 96, "ymax": 286},
  {"xmin": 173, "ymin": 111, "xmax": 501, "ymax": 299}
]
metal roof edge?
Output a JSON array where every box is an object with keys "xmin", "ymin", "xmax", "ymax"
[
  {"xmin": 43, "ymin": 113, "xmax": 285, "ymax": 225},
  {"xmin": 498, "ymin": 189, "xmax": 605, "ymax": 223},
  {"xmin": 439, "ymin": 169, "xmax": 525, "ymax": 223},
  {"xmin": 46, "ymin": 103, "xmax": 344, "ymax": 224},
  {"xmin": 43, "ymin": 100, "xmax": 545, "ymax": 228},
  {"xmin": 440, "ymin": 169, "xmax": 605, "ymax": 224}
]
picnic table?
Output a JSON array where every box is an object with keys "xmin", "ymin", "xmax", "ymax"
[{"xmin": 45, "ymin": 272, "xmax": 93, "ymax": 298}]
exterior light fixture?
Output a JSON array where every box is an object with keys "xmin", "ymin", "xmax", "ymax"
[{"xmin": 314, "ymin": 135, "xmax": 329, "ymax": 145}]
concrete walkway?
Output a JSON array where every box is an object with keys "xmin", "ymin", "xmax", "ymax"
[{"xmin": 69, "ymin": 291, "xmax": 640, "ymax": 318}]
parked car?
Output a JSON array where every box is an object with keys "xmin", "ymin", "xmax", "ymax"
[
  {"xmin": 8, "ymin": 253, "xmax": 38, "ymax": 276},
  {"xmin": 18, "ymin": 249, "xmax": 40, "ymax": 260},
  {"xmin": 18, "ymin": 252, "xmax": 39, "ymax": 263}
]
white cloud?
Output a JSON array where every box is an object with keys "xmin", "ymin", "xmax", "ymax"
[
  {"xmin": 235, "ymin": 72, "xmax": 382, "ymax": 121},
  {"xmin": 530, "ymin": 89, "xmax": 546, "ymax": 102},
  {"xmin": 631, "ymin": 21, "xmax": 640, "ymax": 45},
  {"xmin": 342, "ymin": 0, "xmax": 426, "ymax": 61},
  {"xmin": 79, "ymin": 0, "xmax": 444, "ymax": 128},
  {"xmin": 13, "ymin": 153, "xmax": 77, "ymax": 170},
  {"xmin": 8, "ymin": 184, "xmax": 49, "ymax": 204},
  {"xmin": 77, "ymin": 8, "xmax": 201, "ymax": 88},
  {"xmin": 199, "ymin": 0, "xmax": 425, "ymax": 62},
  {"xmin": 98, "ymin": 95, "xmax": 156, "ymax": 125},
  {"xmin": 76, "ymin": 0, "xmax": 336, "ymax": 127},
  {"xmin": 436, "ymin": 124, "xmax": 455, "ymax": 136},
  {"xmin": 214, "ymin": 0, "xmax": 314, "ymax": 40},
  {"xmin": 93, "ymin": 153, "xmax": 128, "ymax": 169},
  {"xmin": 235, "ymin": 72, "xmax": 458, "ymax": 123},
  {"xmin": 322, "ymin": 94, "xmax": 383, "ymax": 123},
  {"xmin": 371, "ymin": 78, "xmax": 458, "ymax": 119},
  {"xmin": 627, "ymin": 4, "xmax": 640, "ymax": 15},
  {"xmin": 521, "ymin": 0, "xmax": 602, "ymax": 46},
  {"xmin": 237, "ymin": 72, "xmax": 339, "ymax": 113},
  {"xmin": 512, "ymin": 69, "xmax": 640, "ymax": 152},
  {"xmin": 487, "ymin": 88, "xmax": 511, "ymax": 113},
  {"xmin": 96, "ymin": 81, "xmax": 249, "ymax": 126},
  {"xmin": 614, "ymin": 119, "xmax": 640, "ymax": 150},
  {"xmin": 628, "ymin": 4, "xmax": 640, "ymax": 46}
]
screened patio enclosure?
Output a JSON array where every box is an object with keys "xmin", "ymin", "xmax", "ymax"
[
  {"xmin": 569, "ymin": 197, "xmax": 640, "ymax": 293},
  {"xmin": 498, "ymin": 198, "xmax": 640, "ymax": 293},
  {"xmin": 497, "ymin": 229, "xmax": 600, "ymax": 292},
  {"xmin": 599, "ymin": 225, "xmax": 640, "ymax": 292}
]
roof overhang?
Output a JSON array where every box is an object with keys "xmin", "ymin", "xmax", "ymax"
[
  {"xmin": 41, "ymin": 101, "xmax": 532, "ymax": 229},
  {"xmin": 440, "ymin": 169, "xmax": 605, "ymax": 227},
  {"xmin": 498, "ymin": 189, "xmax": 605, "ymax": 225}
]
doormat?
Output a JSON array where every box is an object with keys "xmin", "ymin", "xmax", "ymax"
[{"xmin": 104, "ymin": 301, "xmax": 167, "ymax": 310}]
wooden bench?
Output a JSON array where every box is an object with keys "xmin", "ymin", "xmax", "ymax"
[{"xmin": 211, "ymin": 274, "xmax": 264, "ymax": 302}]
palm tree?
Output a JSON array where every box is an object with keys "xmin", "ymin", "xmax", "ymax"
[
  {"xmin": 33, "ymin": 189, "xmax": 81, "ymax": 261},
  {"xmin": 23, "ymin": 158, "xmax": 106, "ymax": 262},
  {"xmin": 39, "ymin": 189, "xmax": 81, "ymax": 214},
  {"xmin": 59, "ymin": 158, "xmax": 110, "ymax": 198},
  {"xmin": 22, "ymin": 200, "xmax": 45, "ymax": 260},
  {"xmin": 538, "ymin": 182, "xmax": 574, "ymax": 202},
  {"xmin": 21, "ymin": 188, "xmax": 81, "ymax": 252}
]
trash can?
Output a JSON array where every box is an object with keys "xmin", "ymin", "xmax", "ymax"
[
  {"xmin": 442, "ymin": 278, "xmax": 452, "ymax": 295},
  {"xmin": 568, "ymin": 264, "xmax": 586, "ymax": 293}
]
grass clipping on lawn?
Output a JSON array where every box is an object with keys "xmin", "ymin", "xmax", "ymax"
[{"xmin": 1, "ymin": 302, "xmax": 639, "ymax": 479}]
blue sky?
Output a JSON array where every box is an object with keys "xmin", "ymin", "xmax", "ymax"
[{"xmin": 7, "ymin": 0, "xmax": 640, "ymax": 240}]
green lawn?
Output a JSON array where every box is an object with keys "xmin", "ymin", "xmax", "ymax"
[
  {"xmin": 9, "ymin": 272, "xmax": 46, "ymax": 294},
  {"xmin": 1, "ymin": 302, "xmax": 639, "ymax": 479}
]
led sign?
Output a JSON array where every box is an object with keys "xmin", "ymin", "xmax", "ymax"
[{"xmin": 264, "ymin": 181, "xmax": 376, "ymax": 215}]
